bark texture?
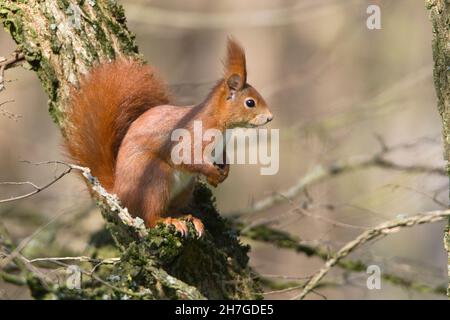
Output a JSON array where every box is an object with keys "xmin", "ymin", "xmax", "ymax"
[
  {"xmin": 425, "ymin": 0, "xmax": 450, "ymax": 296},
  {"xmin": 0, "ymin": 0, "xmax": 260, "ymax": 299}
]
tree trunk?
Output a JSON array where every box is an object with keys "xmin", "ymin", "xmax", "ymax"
[
  {"xmin": 0, "ymin": 0, "xmax": 260, "ymax": 299},
  {"xmin": 426, "ymin": 0, "xmax": 450, "ymax": 296}
]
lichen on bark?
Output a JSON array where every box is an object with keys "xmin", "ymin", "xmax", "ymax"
[
  {"xmin": 425, "ymin": 0, "xmax": 450, "ymax": 296},
  {"xmin": 0, "ymin": 0, "xmax": 261, "ymax": 299}
]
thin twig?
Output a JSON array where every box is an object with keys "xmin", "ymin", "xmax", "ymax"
[
  {"xmin": 0, "ymin": 210, "xmax": 69, "ymax": 269},
  {"xmin": 236, "ymin": 138, "xmax": 445, "ymax": 215},
  {"xmin": 263, "ymin": 284, "xmax": 305, "ymax": 295},
  {"xmin": 0, "ymin": 160, "xmax": 147, "ymax": 237},
  {"xmin": 0, "ymin": 51, "xmax": 25, "ymax": 92},
  {"xmin": 241, "ymin": 223, "xmax": 446, "ymax": 296},
  {"xmin": 0, "ymin": 100, "xmax": 22, "ymax": 121},
  {"xmin": 293, "ymin": 209, "xmax": 450, "ymax": 299},
  {"xmin": 386, "ymin": 184, "xmax": 447, "ymax": 208},
  {"xmin": 28, "ymin": 256, "xmax": 120, "ymax": 265},
  {"xmin": 0, "ymin": 164, "xmax": 72, "ymax": 204}
]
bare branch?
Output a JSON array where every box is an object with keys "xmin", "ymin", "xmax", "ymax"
[
  {"xmin": 28, "ymin": 256, "xmax": 119, "ymax": 265},
  {"xmin": 292, "ymin": 206, "xmax": 369, "ymax": 231},
  {"xmin": 386, "ymin": 184, "xmax": 448, "ymax": 208},
  {"xmin": 0, "ymin": 50, "xmax": 25, "ymax": 92},
  {"xmin": 0, "ymin": 223, "xmax": 53, "ymax": 287},
  {"xmin": 294, "ymin": 209, "xmax": 450, "ymax": 299},
  {"xmin": 0, "ymin": 100, "xmax": 22, "ymax": 121},
  {"xmin": 241, "ymin": 191, "xmax": 370, "ymax": 234},
  {"xmin": 241, "ymin": 223, "xmax": 446, "ymax": 296},
  {"xmin": 237, "ymin": 138, "xmax": 445, "ymax": 215},
  {"xmin": 0, "ymin": 160, "xmax": 147, "ymax": 238},
  {"xmin": 0, "ymin": 165, "xmax": 72, "ymax": 204}
]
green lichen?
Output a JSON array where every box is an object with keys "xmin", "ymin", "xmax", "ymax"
[
  {"xmin": 426, "ymin": 0, "xmax": 450, "ymax": 296},
  {"xmin": 242, "ymin": 223, "xmax": 446, "ymax": 296},
  {"xmin": 0, "ymin": 4, "xmax": 23, "ymax": 41},
  {"xmin": 0, "ymin": 1, "xmax": 260, "ymax": 300},
  {"xmin": 91, "ymin": 19, "xmax": 115, "ymax": 60},
  {"xmin": 28, "ymin": 183, "xmax": 261, "ymax": 300}
]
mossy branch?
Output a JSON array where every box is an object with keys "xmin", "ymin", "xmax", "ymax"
[
  {"xmin": 241, "ymin": 223, "xmax": 446, "ymax": 297},
  {"xmin": 425, "ymin": 0, "xmax": 450, "ymax": 296},
  {"xmin": 0, "ymin": 0, "xmax": 260, "ymax": 299}
]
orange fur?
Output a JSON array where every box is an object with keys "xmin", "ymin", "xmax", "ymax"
[
  {"xmin": 65, "ymin": 39, "xmax": 273, "ymax": 230},
  {"xmin": 65, "ymin": 58, "xmax": 169, "ymax": 191},
  {"xmin": 224, "ymin": 37, "xmax": 247, "ymax": 83}
]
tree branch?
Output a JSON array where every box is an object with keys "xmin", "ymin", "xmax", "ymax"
[
  {"xmin": 426, "ymin": 0, "xmax": 450, "ymax": 296},
  {"xmin": 294, "ymin": 209, "xmax": 450, "ymax": 299},
  {"xmin": 241, "ymin": 223, "xmax": 446, "ymax": 297},
  {"xmin": 236, "ymin": 138, "xmax": 445, "ymax": 215},
  {"xmin": 0, "ymin": 50, "xmax": 24, "ymax": 92},
  {"xmin": 0, "ymin": 1, "xmax": 260, "ymax": 299}
]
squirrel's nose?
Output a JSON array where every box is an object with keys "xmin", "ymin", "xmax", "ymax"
[{"xmin": 267, "ymin": 115, "xmax": 273, "ymax": 122}]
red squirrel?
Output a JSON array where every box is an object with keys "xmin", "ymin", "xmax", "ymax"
[{"xmin": 65, "ymin": 38, "xmax": 273, "ymax": 237}]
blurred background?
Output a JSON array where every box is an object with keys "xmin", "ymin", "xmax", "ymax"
[{"xmin": 0, "ymin": 0, "xmax": 447, "ymax": 299}]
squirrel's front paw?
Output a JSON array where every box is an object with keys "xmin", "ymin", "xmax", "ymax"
[{"xmin": 207, "ymin": 163, "xmax": 229, "ymax": 187}]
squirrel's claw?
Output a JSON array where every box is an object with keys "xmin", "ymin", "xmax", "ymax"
[
  {"xmin": 185, "ymin": 215, "xmax": 205, "ymax": 238},
  {"xmin": 161, "ymin": 217, "xmax": 188, "ymax": 237},
  {"xmin": 160, "ymin": 215, "xmax": 204, "ymax": 238}
]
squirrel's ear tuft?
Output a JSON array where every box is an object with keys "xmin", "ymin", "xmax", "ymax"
[{"xmin": 224, "ymin": 37, "xmax": 246, "ymax": 90}]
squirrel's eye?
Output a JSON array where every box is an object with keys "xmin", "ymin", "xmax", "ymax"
[{"xmin": 245, "ymin": 98, "xmax": 256, "ymax": 108}]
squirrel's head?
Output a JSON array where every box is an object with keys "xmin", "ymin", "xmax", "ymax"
[{"xmin": 218, "ymin": 38, "xmax": 273, "ymax": 128}]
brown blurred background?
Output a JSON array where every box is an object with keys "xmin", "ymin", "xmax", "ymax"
[{"xmin": 0, "ymin": 0, "xmax": 447, "ymax": 299}]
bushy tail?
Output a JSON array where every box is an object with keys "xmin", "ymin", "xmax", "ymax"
[{"xmin": 65, "ymin": 58, "xmax": 170, "ymax": 191}]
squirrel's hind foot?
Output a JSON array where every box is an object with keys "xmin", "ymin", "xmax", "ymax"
[
  {"xmin": 184, "ymin": 214, "xmax": 204, "ymax": 238},
  {"xmin": 159, "ymin": 215, "xmax": 204, "ymax": 238}
]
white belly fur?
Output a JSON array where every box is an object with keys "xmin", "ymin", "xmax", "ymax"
[{"xmin": 170, "ymin": 170, "xmax": 195, "ymax": 201}]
